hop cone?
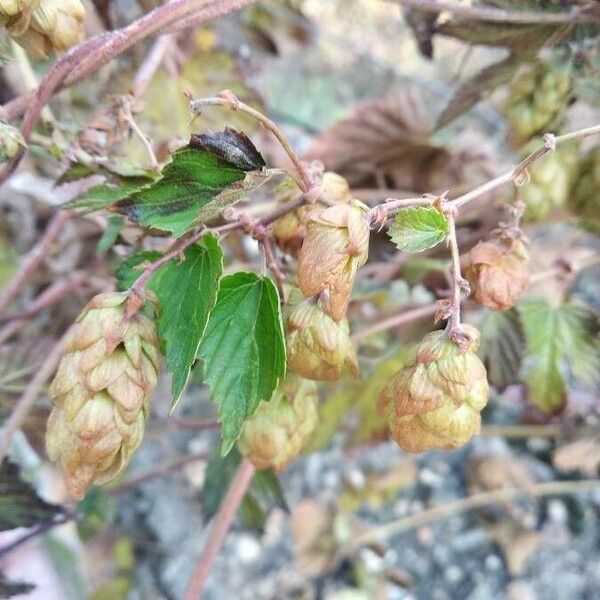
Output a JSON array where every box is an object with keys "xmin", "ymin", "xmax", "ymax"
[
  {"xmin": 46, "ymin": 292, "xmax": 159, "ymax": 500},
  {"xmin": 503, "ymin": 62, "xmax": 570, "ymax": 146},
  {"xmin": 238, "ymin": 374, "xmax": 318, "ymax": 471},
  {"xmin": 0, "ymin": 122, "xmax": 25, "ymax": 162},
  {"xmin": 297, "ymin": 198, "xmax": 369, "ymax": 322},
  {"xmin": 462, "ymin": 236, "xmax": 529, "ymax": 311},
  {"xmin": 285, "ymin": 285, "xmax": 358, "ymax": 381},
  {"xmin": 378, "ymin": 325, "xmax": 489, "ymax": 453},
  {"xmin": 3, "ymin": 0, "xmax": 85, "ymax": 57},
  {"xmin": 570, "ymin": 147, "xmax": 600, "ymax": 233},
  {"xmin": 520, "ymin": 143, "xmax": 578, "ymax": 221}
]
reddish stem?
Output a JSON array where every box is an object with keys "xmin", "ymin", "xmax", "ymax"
[{"xmin": 183, "ymin": 458, "xmax": 256, "ymax": 599}]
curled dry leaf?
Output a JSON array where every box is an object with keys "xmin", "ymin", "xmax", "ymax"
[{"xmin": 304, "ymin": 87, "xmax": 499, "ymax": 196}]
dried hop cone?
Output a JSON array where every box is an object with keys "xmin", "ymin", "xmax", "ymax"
[
  {"xmin": 519, "ymin": 142, "xmax": 578, "ymax": 221},
  {"xmin": 3, "ymin": 0, "xmax": 85, "ymax": 57},
  {"xmin": 297, "ymin": 198, "xmax": 369, "ymax": 322},
  {"xmin": 45, "ymin": 292, "xmax": 159, "ymax": 500},
  {"xmin": 503, "ymin": 62, "xmax": 570, "ymax": 146},
  {"xmin": 285, "ymin": 285, "xmax": 358, "ymax": 381},
  {"xmin": 569, "ymin": 147, "xmax": 600, "ymax": 233},
  {"xmin": 238, "ymin": 374, "xmax": 319, "ymax": 471},
  {"xmin": 377, "ymin": 325, "xmax": 489, "ymax": 453},
  {"xmin": 462, "ymin": 236, "xmax": 529, "ymax": 311}
]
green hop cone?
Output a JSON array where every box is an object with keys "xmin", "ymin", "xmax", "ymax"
[
  {"xmin": 0, "ymin": 0, "xmax": 38, "ymax": 31},
  {"xmin": 284, "ymin": 285, "xmax": 358, "ymax": 382},
  {"xmin": 5, "ymin": 0, "xmax": 85, "ymax": 57},
  {"xmin": 0, "ymin": 122, "xmax": 25, "ymax": 162},
  {"xmin": 297, "ymin": 197, "xmax": 369, "ymax": 322},
  {"xmin": 46, "ymin": 292, "xmax": 159, "ymax": 500},
  {"xmin": 503, "ymin": 62, "xmax": 571, "ymax": 147},
  {"xmin": 520, "ymin": 142, "xmax": 578, "ymax": 221},
  {"xmin": 238, "ymin": 374, "xmax": 319, "ymax": 471},
  {"xmin": 570, "ymin": 147, "xmax": 600, "ymax": 233},
  {"xmin": 377, "ymin": 325, "xmax": 489, "ymax": 453}
]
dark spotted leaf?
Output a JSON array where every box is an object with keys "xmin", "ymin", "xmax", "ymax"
[
  {"xmin": 0, "ymin": 459, "xmax": 64, "ymax": 531},
  {"xmin": 115, "ymin": 130, "xmax": 267, "ymax": 236}
]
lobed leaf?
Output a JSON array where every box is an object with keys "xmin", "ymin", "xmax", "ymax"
[{"xmin": 198, "ymin": 272, "xmax": 286, "ymax": 453}]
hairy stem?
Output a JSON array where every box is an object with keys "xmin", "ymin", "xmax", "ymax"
[
  {"xmin": 188, "ymin": 93, "xmax": 314, "ymax": 192},
  {"xmin": 184, "ymin": 458, "xmax": 256, "ymax": 599}
]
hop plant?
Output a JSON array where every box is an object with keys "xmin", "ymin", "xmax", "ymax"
[
  {"xmin": 2, "ymin": 0, "xmax": 85, "ymax": 57},
  {"xmin": 297, "ymin": 198, "xmax": 369, "ymax": 322},
  {"xmin": 377, "ymin": 325, "xmax": 489, "ymax": 453},
  {"xmin": 519, "ymin": 143, "xmax": 578, "ymax": 221},
  {"xmin": 503, "ymin": 62, "xmax": 571, "ymax": 146},
  {"xmin": 0, "ymin": 122, "xmax": 25, "ymax": 162},
  {"xmin": 569, "ymin": 147, "xmax": 600, "ymax": 233},
  {"xmin": 284, "ymin": 285, "xmax": 358, "ymax": 381},
  {"xmin": 462, "ymin": 235, "xmax": 529, "ymax": 311},
  {"xmin": 45, "ymin": 292, "xmax": 159, "ymax": 500},
  {"xmin": 238, "ymin": 374, "xmax": 319, "ymax": 471}
]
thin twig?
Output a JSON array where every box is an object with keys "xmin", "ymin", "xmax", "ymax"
[
  {"xmin": 443, "ymin": 205, "xmax": 467, "ymax": 342},
  {"xmin": 184, "ymin": 457, "xmax": 256, "ymax": 600},
  {"xmin": 351, "ymin": 303, "xmax": 437, "ymax": 343},
  {"xmin": 0, "ymin": 211, "xmax": 71, "ymax": 318},
  {"xmin": 339, "ymin": 478, "xmax": 600, "ymax": 558},
  {"xmin": 188, "ymin": 93, "xmax": 314, "ymax": 192},
  {"xmin": 110, "ymin": 451, "xmax": 209, "ymax": 496},
  {"xmin": 372, "ymin": 124, "xmax": 600, "ymax": 219},
  {"xmin": 0, "ymin": 331, "xmax": 68, "ymax": 462},
  {"xmin": 132, "ymin": 34, "xmax": 175, "ymax": 97},
  {"xmin": 0, "ymin": 512, "xmax": 74, "ymax": 558},
  {"xmin": 390, "ymin": 0, "xmax": 597, "ymax": 24}
]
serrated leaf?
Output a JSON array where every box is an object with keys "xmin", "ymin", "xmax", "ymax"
[
  {"xmin": 201, "ymin": 446, "xmax": 286, "ymax": 532},
  {"xmin": 198, "ymin": 272, "xmax": 286, "ymax": 453},
  {"xmin": 517, "ymin": 299, "xmax": 600, "ymax": 413},
  {"xmin": 388, "ymin": 207, "xmax": 449, "ymax": 252},
  {"xmin": 66, "ymin": 179, "xmax": 151, "ymax": 211},
  {"xmin": 115, "ymin": 130, "xmax": 266, "ymax": 236},
  {"xmin": 436, "ymin": 53, "xmax": 523, "ymax": 129},
  {"xmin": 477, "ymin": 309, "xmax": 525, "ymax": 389},
  {"xmin": 0, "ymin": 459, "xmax": 64, "ymax": 531},
  {"xmin": 151, "ymin": 235, "xmax": 223, "ymax": 406}
]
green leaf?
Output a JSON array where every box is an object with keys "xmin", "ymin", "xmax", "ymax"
[
  {"xmin": 387, "ymin": 207, "xmax": 449, "ymax": 252},
  {"xmin": 115, "ymin": 130, "xmax": 267, "ymax": 236},
  {"xmin": 150, "ymin": 235, "xmax": 223, "ymax": 407},
  {"xmin": 66, "ymin": 179, "xmax": 151, "ymax": 211},
  {"xmin": 199, "ymin": 272, "xmax": 286, "ymax": 453},
  {"xmin": 477, "ymin": 309, "xmax": 524, "ymax": 389},
  {"xmin": 201, "ymin": 446, "xmax": 286, "ymax": 532},
  {"xmin": 95, "ymin": 215, "xmax": 124, "ymax": 255},
  {"xmin": 517, "ymin": 299, "xmax": 600, "ymax": 413},
  {"xmin": 115, "ymin": 250, "xmax": 163, "ymax": 291},
  {"xmin": 0, "ymin": 459, "xmax": 64, "ymax": 531}
]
